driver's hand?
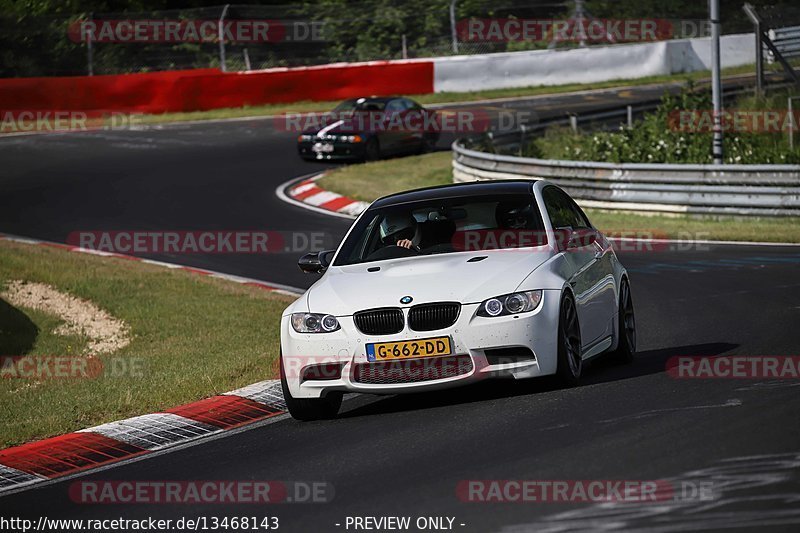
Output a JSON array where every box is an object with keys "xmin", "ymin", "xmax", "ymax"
[{"xmin": 397, "ymin": 239, "xmax": 413, "ymax": 249}]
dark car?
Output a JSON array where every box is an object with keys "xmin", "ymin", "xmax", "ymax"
[{"xmin": 297, "ymin": 96, "xmax": 440, "ymax": 162}]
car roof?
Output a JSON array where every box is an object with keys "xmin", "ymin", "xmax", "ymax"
[
  {"xmin": 344, "ymin": 96, "xmax": 402, "ymax": 104},
  {"xmin": 371, "ymin": 180, "xmax": 536, "ymax": 208}
]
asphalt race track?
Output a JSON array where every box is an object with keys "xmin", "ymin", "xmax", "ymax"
[
  {"xmin": 0, "ymin": 75, "xmax": 767, "ymax": 289},
  {"xmin": 2, "ymin": 82, "xmax": 800, "ymax": 532}
]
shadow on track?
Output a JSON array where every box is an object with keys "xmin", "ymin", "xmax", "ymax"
[{"xmin": 582, "ymin": 341, "xmax": 739, "ymax": 385}]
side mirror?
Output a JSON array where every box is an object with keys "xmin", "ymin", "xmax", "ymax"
[{"xmin": 298, "ymin": 250, "xmax": 335, "ymax": 274}]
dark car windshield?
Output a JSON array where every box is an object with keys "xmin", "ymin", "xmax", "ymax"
[
  {"xmin": 333, "ymin": 99, "xmax": 386, "ymax": 115},
  {"xmin": 334, "ymin": 194, "xmax": 547, "ymax": 266}
]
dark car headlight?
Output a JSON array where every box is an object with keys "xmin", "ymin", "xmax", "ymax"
[
  {"xmin": 291, "ymin": 313, "xmax": 340, "ymax": 333},
  {"xmin": 297, "ymin": 134, "xmax": 314, "ymax": 142},
  {"xmin": 477, "ymin": 290, "xmax": 542, "ymax": 317}
]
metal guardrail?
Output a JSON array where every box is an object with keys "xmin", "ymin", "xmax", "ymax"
[
  {"xmin": 768, "ymin": 25, "xmax": 800, "ymax": 61},
  {"xmin": 452, "ymin": 143, "xmax": 800, "ymax": 216},
  {"xmin": 452, "ymin": 76, "xmax": 800, "ymax": 217},
  {"xmin": 481, "ymin": 99, "xmax": 662, "ymax": 155},
  {"xmin": 477, "ymin": 78, "xmax": 786, "ymax": 155}
]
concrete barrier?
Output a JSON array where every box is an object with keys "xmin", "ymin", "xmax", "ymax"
[
  {"xmin": 0, "ymin": 61, "xmax": 434, "ymax": 114},
  {"xmin": 433, "ymin": 33, "xmax": 754, "ymax": 92},
  {"xmin": 0, "ymin": 33, "xmax": 755, "ymax": 114}
]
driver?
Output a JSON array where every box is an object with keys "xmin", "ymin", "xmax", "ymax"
[
  {"xmin": 380, "ymin": 213, "xmax": 421, "ymax": 251},
  {"xmin": 496, "ymin": 201, "xmax": 534, "ymax": 229},
  {"xmin": 495, "ymin": 201, "xmax": 546, "ymax": 247}
]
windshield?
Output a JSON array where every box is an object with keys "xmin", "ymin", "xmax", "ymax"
[
  {"xmin": 332, "ymin": 99, "xmax": 386, "ymax": 115},
  {"xmin": 334, "ymin": 194, "xmax": 547, "ymax": 266}
]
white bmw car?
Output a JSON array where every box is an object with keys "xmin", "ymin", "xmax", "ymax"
[{"xmin": 280, "ymin": 180, "xmax": 636, "ymax": 420}]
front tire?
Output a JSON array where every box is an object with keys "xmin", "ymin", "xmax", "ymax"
[
  {"xmin": 556, "ymin": 291, "xmax": 582, "ymax": 386},
  {"xmin": 611, "ymin": 278, "xmax": 636, "ymax": 364},
  {"xmin": 419, "ymin": 132, "xmax": 438, "ymax": 153},
  {"xmin": 280, "ymin": 356, "xmax": 342, "ymax": 421},
  {"xmin": 364, "ymin": 137, "xmax": 381, "ymax": 161}
]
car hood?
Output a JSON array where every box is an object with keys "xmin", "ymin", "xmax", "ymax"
[
  {"xmin": 306, "ymin": 118, "xmax": 364, "ymax": 135},
  {"xmin": 305, "ymin": 249, "xmax": 553, "ymax": 316}
]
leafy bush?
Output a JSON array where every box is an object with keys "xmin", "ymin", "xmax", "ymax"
[{"xmin": 525, "ymin": 83, "xmax": 800, "ymax": 164}]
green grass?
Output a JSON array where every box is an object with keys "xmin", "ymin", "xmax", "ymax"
[
  {"xmin": 528, "ymin": 84, "xmax": 800, "ymax": 165},
  {"xmin": 585, "ymin": 210, "xmax": 800, "ymax": 243},
  {"xmin": 317, "ymin": 152, "xmax": 800, "ymax": 243},
  {"xmin": 318, "ymin": 151, "xmax": 453, "ymax": 202},
  {"xmin": 139, "ymin": 100, "xmax": 341, "ymax": 124},
  {"xmin": 0, "ymin": 240, "xmax": 295, "ymax": 448},
  {"xmin": 139, "ymin": 64, "xmax": 758, "ymax": 126}
]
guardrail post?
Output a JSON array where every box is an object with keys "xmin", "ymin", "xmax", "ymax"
[
  {"xmin": 243, "ymin": 48, "xmax": 251, "ymax": 71},
  {"xmin": 755, "ymin": 21, "xmax": 763, "ymax": 96},
  {"xmin": 627, "ymin": 106, "xmax": 633, "ymax": 128},
  {"xmin": 710, "ymin": 0, "xmax": 724, "ymax": 164},
  {"xmin": 86, "ymin": 12, "xmax": 94, "ymax": 76},
  {"xmin": 449, "ymin": 0, "xmax": 459, "ymax": 54},
  {"xmin": 218, "ymin": 4, "xmax": 230, "ymax": 72},
  {"xmin": 743, "ymin": 3, "xmax": 764, "ymax": 97},
  {"xmin": 569, "ymin": 114, "xmax": 578, "ymax": 133}
]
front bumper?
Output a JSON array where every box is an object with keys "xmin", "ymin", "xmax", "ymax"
[{"xmin": 280, "ymin": 291, "xmax": 561, "ymax": 399}]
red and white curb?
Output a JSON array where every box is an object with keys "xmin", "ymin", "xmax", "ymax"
[
  {"xmin": 0, "ymin": 233, "xmax": 300, "ymax": 495},
  {"xmin": 0, "ymin": 381, "xmax": 285, "ymax": 494},
  {"xmin": 278, "ymin": 173, "xmax": 368, "ymax": 219}
]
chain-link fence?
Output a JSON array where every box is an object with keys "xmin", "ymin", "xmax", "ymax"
[
  {"xmin": 1, "ymin": 1, "xmax": 798, "ymax": 78},
  {"xmin": 1, "ymin": 2, "xmax": 570, "ymax": 77}
]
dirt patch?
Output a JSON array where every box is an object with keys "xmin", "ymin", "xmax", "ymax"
[{"xmin": 1, "ymin": 280, "xmax": 131, "ymax": 355}]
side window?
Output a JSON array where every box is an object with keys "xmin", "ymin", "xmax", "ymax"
[
  {"xmin": 543, "ymin": 187, "xmax": 574, "ymax": 229},
  {"xmin": 402, "ymin": 99, "xmax": 419, "ymax": 111},
  {"xmin": 543, "ymin": 187, "xmax": 590, "ymax": 229},
  {"xmin": 569, "ymin": 199, "xmax": 593, "ymax": 229},
  {"xmin": 385, "ymin": 99, "xmax": 405, "ymax": 113}
]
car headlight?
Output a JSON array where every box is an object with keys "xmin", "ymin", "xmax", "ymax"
[
  {"xmin": 291, "ymin": 313, "xmax": 340, "ymax": 333},
  {"xmin": 297, "ymin": 134, "xmax": 314, "ymax": 142},
  {"xmin": 477, "ymin": 290, "xmax": 542, "ymax": 317},
  {"xmin": 339, "ymin": 135, "xmax": 363, "ymax": 143}
]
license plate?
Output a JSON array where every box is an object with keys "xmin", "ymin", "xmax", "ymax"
[
  {"xmin": 312, "ymin": 142, "xmax": 334, "ymax": 153},
  {"xmin": 366, "ymin": 337, "xmax": 451, "ymax": 362}
]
